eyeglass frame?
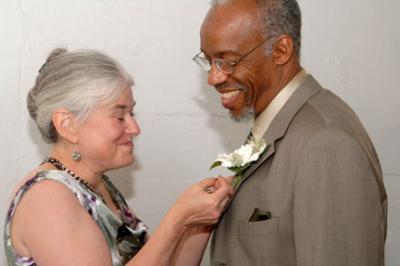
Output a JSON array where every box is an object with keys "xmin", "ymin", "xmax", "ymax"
[{"xmin": 193, "ymin": 38, "xmax": 272, "ymax": 75}]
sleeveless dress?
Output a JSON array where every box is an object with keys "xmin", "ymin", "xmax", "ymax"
[{"xmin": 4, "ymin": 170, "xmax": 148, "ymax": 266}]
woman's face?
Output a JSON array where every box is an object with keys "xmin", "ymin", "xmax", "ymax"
[{"xmin": 76, "ymin": 87, "xmax": 140, "ymax": 173}]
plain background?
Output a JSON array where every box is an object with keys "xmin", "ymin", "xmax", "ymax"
[{"xmin": 0, "ymin": 0, "xmax": 399, "ymax": 265}]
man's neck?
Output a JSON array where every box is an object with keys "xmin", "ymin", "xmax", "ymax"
[
  {"xmin": 255, "ymin": 63, "xmax": 302, "ymax": 116},
  {"xmin": 251, "ymin": 68, "xmax": 308, "ymax": 140}
]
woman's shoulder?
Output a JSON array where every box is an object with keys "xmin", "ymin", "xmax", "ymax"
[
  {"xmin": 10, "ymin": 169, "xmax": 91, "ymax": 221},
  {"xmin": 11, "ymin": 169, "xmax": 77, "ymax": 197},
  {"xmin": 8, "ymin": 170, "xmax": 109, "ymax": 264},
  {"xmin": 11, "ymin": 169, "xmax": 88, "ymax": 223}
]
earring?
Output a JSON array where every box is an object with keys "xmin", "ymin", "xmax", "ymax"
[{"xmin": 72, "ymin": 151, "xmax": 81, "ymax": 162}]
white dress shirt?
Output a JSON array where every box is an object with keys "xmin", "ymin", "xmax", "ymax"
[{"xmin": 251, "ymin": 69, "xmax": 308, "ymax": 140}]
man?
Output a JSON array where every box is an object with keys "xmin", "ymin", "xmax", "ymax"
[{"xmin": 193, "ymin": 0, "xmax": 387, "ymax": 265}]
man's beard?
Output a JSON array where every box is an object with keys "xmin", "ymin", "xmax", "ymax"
[
  {"xmin": 217, "ymin": 82, "xmax": 255, "ymax": 122},
  {"xmin": 230, "ymin": 105, "xmax": 255, "ymax": 122}
]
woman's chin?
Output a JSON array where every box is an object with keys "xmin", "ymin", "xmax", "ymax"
[
  {"xmin": 123, "ymin": 155, "xmax": 135, "ymax": 167},
  {"xmin": 111, "ymin": 155, "xmax": 134, "ymax": 170}
]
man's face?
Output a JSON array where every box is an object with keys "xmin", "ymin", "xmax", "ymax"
[{"xmin": 200, "ymin": 1, "xmax": 273, "ymax": 119}]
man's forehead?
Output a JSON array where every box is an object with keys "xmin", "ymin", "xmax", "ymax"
[
  {"xmin": 202, "ymin": 1, "xmax": 261, "ymax": 34},
  {"xmin": 200, "ymin": 2, "xmax": 263, "ymax": 52}
]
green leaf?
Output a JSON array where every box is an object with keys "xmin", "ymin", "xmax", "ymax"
[
  {"xmin": 209, "ymin": 161, "xmax": 222, "ymax": 170},
  {"xmin": 228, "ymin": 166, "xmax": 244, "ymax": 172}
]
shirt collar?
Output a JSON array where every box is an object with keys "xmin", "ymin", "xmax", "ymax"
[{"xmin": 251, "ymin": 69, "xmax": 308, "ymax": 140}]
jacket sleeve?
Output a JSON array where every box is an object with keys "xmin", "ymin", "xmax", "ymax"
[{"xmin": 293, "ymin": 128, "xmax": 386, "ymax": 266}]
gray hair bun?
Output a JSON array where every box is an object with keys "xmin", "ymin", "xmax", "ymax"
[
  {"xmin": 38, "ymin": 48, "xmax": 67, "ymax": 73},
  {"xmin": 27, "ymin": 48, "xmax": 67, "ymax": 121}
]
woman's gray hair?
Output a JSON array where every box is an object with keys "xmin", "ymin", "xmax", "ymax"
[{"xmin": 27, "ymin": 48, "xmax": 134, "ymax": 143}]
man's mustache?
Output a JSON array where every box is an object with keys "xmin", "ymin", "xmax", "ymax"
[{"xmin": 215, "ymin": 83, "xmax": 247, "ymax": 92}]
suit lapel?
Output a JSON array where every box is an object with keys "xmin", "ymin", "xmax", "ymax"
[{"xmin": 223, "ymin": 75, "xmax": 324, "ymax": 208}]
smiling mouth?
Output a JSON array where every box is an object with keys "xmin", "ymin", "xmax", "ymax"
[
  {"xmin": 221, "ymin": 90, "xmax": 240, "ymax": 100},
  {"xmin": 219, "ymin": 89, "xmax": 242, "ymax": 108},
  {"xmin": 119, "ymin": 139, "xmax": 133, "ymax": 146}
]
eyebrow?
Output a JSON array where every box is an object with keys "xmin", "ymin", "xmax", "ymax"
[
  {"xmin": 201, "ymin": 48, "xmax": 241, "ymax": 58},
  {"xmin": 113, "ymin": 101, "xmax": 136, "ymax": 111}
]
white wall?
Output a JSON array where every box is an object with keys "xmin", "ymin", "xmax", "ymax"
[{"xmin": 0, "ymin": 0, "xmax": 398, "ymax": 265}]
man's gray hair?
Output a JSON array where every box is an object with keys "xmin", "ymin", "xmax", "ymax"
[
  {"xmin": 255, "ymin": 0, "xmax": 302, "ymax": 55},
  {"xmin": 27, "ymin": 48, "xmax": 133, "ymax": 143},
  {"xmin": 210, "ymin": 0, "xmax": 302, "ymax": 56}
]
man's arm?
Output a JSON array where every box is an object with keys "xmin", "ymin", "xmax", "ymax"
[{"xmin": 293, "ymin": 128, "xmax": 386, "ymax": 266}]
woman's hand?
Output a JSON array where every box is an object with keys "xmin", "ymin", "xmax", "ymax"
[{"xmin": 171, "ymin": 176, "xmax": 234, "ymax": 227}]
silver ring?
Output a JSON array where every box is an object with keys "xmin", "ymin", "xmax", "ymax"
[{"xmin": 204, "ymin": 186, "xmax": 215, "ymax": 194}]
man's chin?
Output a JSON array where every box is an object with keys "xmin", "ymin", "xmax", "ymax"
[{"xmin": 229, "ymin": 107, "xmax": 255, "ymax": 122}]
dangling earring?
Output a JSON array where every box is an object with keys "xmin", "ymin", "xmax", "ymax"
[{"xmin": 72, "ymin": 151, "xmax": 81, "ymax": 162}]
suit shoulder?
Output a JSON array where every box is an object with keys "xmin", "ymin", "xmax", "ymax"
[
  {"xmin": 285, "ymin": 88, "xmax": 381, "ymax": 169},
  {"xmin": 289, "ymin": 88, "xmax": 373, "ymax": 144},
  {"xmin": 300, "ymin": 89, "xmax": 361, "ymax": 129}
]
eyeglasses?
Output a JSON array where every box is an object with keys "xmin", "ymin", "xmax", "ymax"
[{"xmin": 193, "ymin": 39, "xmax": 269, "ymax": 75}]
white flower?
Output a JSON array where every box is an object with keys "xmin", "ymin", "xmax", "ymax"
[
  {"xmin": 210, "ymin": 138, "xmax": 269, "ymax": 189},
  {"xmin": 211, "ymin": 138, "xmax": 268, "ymax": 170},
  {"xmin": 248, "ymin": 139, "xmax": 267, "ymax": 161}
]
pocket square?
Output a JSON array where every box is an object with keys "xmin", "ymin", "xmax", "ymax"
[{"xmin": 249, "ymin": 208, "xmax": 272, "ymax": 222}]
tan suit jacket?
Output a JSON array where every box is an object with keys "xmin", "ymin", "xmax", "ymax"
[{"xmin": 211, "ymin": 75, "xmax": 387, "ymax": 266}]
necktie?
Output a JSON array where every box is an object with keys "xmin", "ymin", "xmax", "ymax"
[{"xmin": 245, "ymin": 131, "xmax": 255, "ymax": 144}]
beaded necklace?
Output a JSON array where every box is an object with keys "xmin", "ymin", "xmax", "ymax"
[{"xmin": 43, "ymin": 157, "xmax": 106, "ymax": 203}]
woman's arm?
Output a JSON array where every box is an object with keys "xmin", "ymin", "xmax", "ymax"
[
  {"xmin": 170, "ymin": 177, "xmax": 233, "ymax": 266},
  {"xmin": 127, "ymin": 177, "xmax": 233, "ymax": 266},
  {"xmin": 171, "ymin": 226, "xmax": 213, "ymax": 266}
]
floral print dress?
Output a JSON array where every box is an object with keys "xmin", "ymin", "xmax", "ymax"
[{"xmin": 4, "ymin": 170, "xmax": 148, "ymax": 266}]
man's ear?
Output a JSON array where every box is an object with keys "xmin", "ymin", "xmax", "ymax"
[
  {"xmin": 52, "ymin": 109, "xmax": 79, "ymax": 144},
  {"xmin": 272, "ymin": 35, "xmax": 295, "ymax": 66}
]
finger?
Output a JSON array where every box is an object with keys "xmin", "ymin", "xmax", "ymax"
[
  {"xmin": 198, "ymin": 177, "xmax": 217, "ymax": 189},
  {"xmin": 211, "ymin": 182, "xmax": 233, "ymax": 202},
  {"xmin": 222, "ymin": 175, "xmax": 234, "ymax": 183},
  {"xmin": 214, "ymin": 178, "xmax": 234, "ymax": 196},
  {"xmin": 215, "ymin": 176, "xmax": 231, "ymax": 186}
]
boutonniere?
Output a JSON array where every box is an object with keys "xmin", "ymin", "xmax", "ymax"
[{"xmin": 210, "ymin": 138, "xmax": 270, "ymax": 189}]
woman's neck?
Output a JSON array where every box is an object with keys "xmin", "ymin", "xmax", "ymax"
[{"xmin": 48, "ymin": 146, "xmax": 104, "ymax": 189}]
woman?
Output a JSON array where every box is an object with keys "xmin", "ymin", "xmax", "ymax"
[{"xmin": 4, "ymin": 48, "xmax": 233, "ymax": 266}]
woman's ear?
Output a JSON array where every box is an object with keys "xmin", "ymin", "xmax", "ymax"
[
  {"xmin": 52, "ymin": 109, "xmax": 79, "ymax": 144},
  {"xmin": 272, "ymin": 35, "xmax": 295, "ymax": 66}
]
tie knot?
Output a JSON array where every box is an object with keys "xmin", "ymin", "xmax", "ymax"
[{"xmin": 245, "ymin": 132, "xmax": 255, "ymax": 144}]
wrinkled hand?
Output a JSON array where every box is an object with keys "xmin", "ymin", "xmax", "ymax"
[{"xmin": 172, "ymin": 176, "xmax": 234, "ymax": 227}]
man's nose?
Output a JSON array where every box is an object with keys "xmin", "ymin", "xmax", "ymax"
[{"xmin": 207, "ymin": 64, "xmax": 228, "ymax": 87}]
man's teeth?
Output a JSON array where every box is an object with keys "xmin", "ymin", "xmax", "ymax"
[{"xmin": 220, "ymin": 90, "xmax": 240, "ymax": 100}]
